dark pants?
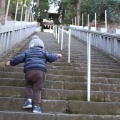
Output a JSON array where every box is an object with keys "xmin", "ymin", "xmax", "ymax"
[{"xmin": 25, "ymin": 70, "xmax": 46, "ymax": 106}]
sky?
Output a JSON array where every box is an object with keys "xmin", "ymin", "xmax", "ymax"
[
  {"xmin": 48, "ymin": 0, "xmax": 61, "ymax": 13},
  {"xmin": 31, "ymin": 0, "xmax": 61, "ymax": 14},
  {"xmin": 48, "ymin": 5, "xmax": 59, "ymax": 13}
]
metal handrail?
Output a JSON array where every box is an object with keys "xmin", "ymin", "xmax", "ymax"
[{"xmin": 53, "ymin": 25, "xmax": 120, "ymax": 101}]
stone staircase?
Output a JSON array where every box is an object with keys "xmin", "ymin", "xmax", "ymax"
[{"xmin": 0, "ymin": 32, "xmax": 120, "ymax": 120}]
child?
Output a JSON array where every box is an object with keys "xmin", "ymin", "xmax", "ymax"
[{"xmin": 5, "ymin": 35, "xmax": 62, "ymax": 113}]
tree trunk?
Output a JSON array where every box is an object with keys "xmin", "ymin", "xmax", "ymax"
[
  {"xmin": 118, "ymin": 6, "xmax": 120, "ymax": 23},
  {"xmin": 36, "ymin": 0, "xmax": 39, "ymax": 8},
  {"xmin": 0, "ymin": 0, "xmax": 5, "ymax": 25},
  {"xmin": 36, "ymin": 0, "xmax": 40, "ymax": 27},
  {"xmin": 76, "ymin": 0, "xmax": 81, "ymax": 26}
]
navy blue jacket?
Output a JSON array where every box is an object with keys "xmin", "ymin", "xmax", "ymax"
[{"xmin": 10, "ymin": 47, "xmax": 58, "ymax": 73}]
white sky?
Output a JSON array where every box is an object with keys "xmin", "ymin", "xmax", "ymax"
[
  {"xmin": 48, "ymin": 0, "xmax": 61, "ymax": 13},
  {"xmin": 31, "ymin": 0, "xmax": 61, "ymax": 14},
  {"xmin": 48, "ymin": 6, "xmax": 59, "ymax": 13}
]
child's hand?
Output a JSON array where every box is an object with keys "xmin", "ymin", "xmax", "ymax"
[
  {"xmin": 5, "ymin": 61, "xmax": 10, "ymax": 66},
  {"xmin": 57, "ymin": 54, "xmax": 62, "ymax": 58}
]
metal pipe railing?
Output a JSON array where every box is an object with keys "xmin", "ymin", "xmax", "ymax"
[
  {"xmin": 68, "ymin": 29, "xmax": 71, "ymax": 63},
  {"xmin": 53, "ymin": 25, "xmax": 120, "ymax": 102},
  {"xmin": 87, "ymin": 33, "xmax": 91, "ymax": 102}
]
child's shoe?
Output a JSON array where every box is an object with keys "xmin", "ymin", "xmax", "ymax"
[
  {"xmin": 23, "ymin": 99, "xmax": 32, "ymax": 108},
  {"xmin": 33, "ymin": 106, "xmax": 41, "ymax": 113}
]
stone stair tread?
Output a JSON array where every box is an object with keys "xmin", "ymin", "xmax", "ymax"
[
  {"xmin": 0, "ymin": 76, "xmax": 120, "ymax": 85},
  {"xmin": 1, "ymin": 70, "xmax": 120, "ymax": 79},
  {"xmin": 68, "ymin": 100, "xmax": 120, "ymax": 115},
  {"xmin": 2, "ymin": 64, "xmax": 120, "ymax": 69},
  {"xmin": 57, "ymin": 113, "xmax": 120, "ymax": 120},
  {"xmin": 0, "ymin": 97, "xmax": 67, "ymax": 113},
  {"xmin": 0, "ymin": 111, "xmax": 120, "ymax": 120},
  {"xmin": 0, "ymin": 78, "xmax": 120, "ymax": 92},
  {"xmin": 1, "ymin": 76, "xmax": 120, "ymax": 85},
  {"xmin": 0, "ymin": 86, "xmax": 120, "ymax": 102},
  {"xmin": 0, "ymin": 111, "xmax": 56, "ymax": 120},
  {"xmin": 0, "ymin": 97, "xmax": 120, "ymax": 115}
]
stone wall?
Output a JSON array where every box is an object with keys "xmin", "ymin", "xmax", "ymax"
[{"xmin": 0, "ymin": 0, "xmax": 5, "ymax": 25}]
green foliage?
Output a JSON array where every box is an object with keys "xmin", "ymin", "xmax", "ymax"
[
  {"xmin": 61, "ymin": 0, "xmax": 78, "ymax": 4},
  {"xmin": 32, "ymin": 0, "xmax": 48, "ymax": 22},
  {"xmin": 33, "ymin": 0, "xmax": 61, "ymax": 25},
  {"xmin": 60, "ymin": 0, "xmax": 77, "ymax": 24},
  {"xmin": 6, "ymin": 0, "xmax": 120, "ymax": 25},
  {"xmin": 49, "ymin": 0, "xmax": 61, "ymax": 8},
  {"xmin": 6, "ymin": 0, "xmax": 31, "ymax": 20},
  {"xmin": 59, "ymin": 0, "xmax": 120, "ymax": 24},
  {"xmin": 80, "ymin": 0, "xmax": 120, "ymax": 23}
]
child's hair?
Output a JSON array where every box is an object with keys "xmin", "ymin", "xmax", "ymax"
[{"xmin": 29, "ymin": 35, "xmax": 44, "ymax": 49}]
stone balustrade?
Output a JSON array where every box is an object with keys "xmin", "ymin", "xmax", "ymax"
[
  {"xmin": 0, "ymin": 21, "xmax": 37, "ymax": 59},
  {"xmin": 70, "ymin": 25, "xmax": 120, "ymax": 59}
]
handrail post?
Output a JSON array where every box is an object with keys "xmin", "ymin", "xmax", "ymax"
[
  {"xmin": 56, "ymin": 25, "xmax": 58, "ymax": 39},
  {"xmin": 53, "ymin": 25, "xmax": 55, "ymax": 37},
  {"xmin": 61, "ymin": 27, "xmax": 64, "ymax": 50},
  {"xmin": 58, "ymin": 27, "xmax": 60, "ymax": 44},
  {"xmin": 68, "ymin": 28, "xmax": 71, "ymax": 63},
  {"xmin": 87, "ymin": 33, "xmax": 91, "ymax": 102}
]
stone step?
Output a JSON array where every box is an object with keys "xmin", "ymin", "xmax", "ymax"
[
  {"xmin": 56, "ymin": 113, "xmax": 120, "ymax": 120},
  {"xmin": 0, "ymin": 78, "xmax": 120, "ymax": 92},
  {"xmin": 0, "ymin": 78, "xmax": 64, "ymax": 89},
  {"xmin": 0, "ymin": 66, "xmax": 83, "ymax": 72},
  {"xmin": 47, "ymin": 69, "xmax": 120, "ymax": 75},
  {"xmin": 0, "ymin": 97, "xmax": 119, "ymax": 115},
  {"xmin": 3, "ymin": 59, "xmax": 120, "ymax": 72},
  {"xmin": 0, "ymin": 111, "xmax": 119, "ymax": 120},
  {"xmin": 47, "ymin": 66, "xmax": 120, "ymax": 73},
  {"xmin": 91, "ymin": 77, "xmax": 120, "ymax": 84},
  {"xmin": 0, "ymin": 111, "xmax": 57, "ymax": 120},
  {"xmin": 1, "ymin": 75, "xmax": 120, "ymax": 86},
  {"xmin": 0, "ymin": 97, "xmax": 67, "ymax": 113},
  {"xmin": 3, "ymin": 65, "xmax": 120, "ymax": 74},
  {"xmin": 0, "ymin": 78, "xmax": 25, "ymax": 87},
  {"xmin": 47, "ymin": 72, "xmax": 120, "ymax": 80},
  {"xmin": 0, "ymin": 71, "xmax": 25, "ymax": 79},
  {"xmin": 63, "ymin": 82, "xmax": 120, "ymax": 92},
  {"xmin": 0, "ymin": 86, "xmax": 120, "ymax": 102},
  {"xmin": 59, "ymin": 59, "xmax": 120, "ymax": 66},
  {"xmin": 48, "ymin": 75, "xmax": 120, "ymax": 85},
  {"xmin": 12, "ymin": 61, "xmax": 120, "ymax": 69},
  {"xmin": 42, "ymin": 88, "xmax": 120, "ymax": 102},
  {"xmin": 68, "ymin": 101, "xmax": 120, "ymax": 115},
  {"xmin": 54, "ymin": 56, "xmax": 114, "ymax": 61},
  {"xmin": 51, "ymin": 62, "xmax": 120, "ymax": 68},
  {"xmin": 0, "ymin": 74, "xmax": 85, "ymax": 82},
  {"xmin": 1, "ymin": 70, "xmax": 120, "ymax": 79},
  {"xmin": 0, "ymin": 111, "xmax": 56, "ymax": 120}
]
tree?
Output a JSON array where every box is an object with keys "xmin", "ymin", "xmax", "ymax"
[
  {"xmin": 80, "ymin": 0, "xmax": 120, "ymax": 24},
  {"xmin": 59, "ymin": 0, "xmax": 75, "ymax": 24},
  {"xmin": 6, "ymin": 0, "xmax": 31, "ymax": 20},
  {"xmin": 32, "ymin": 0, "xmax": 48, "ymax": 23},
  {"xmin": 57, "ymin": 0, "xmax": 120, "ymax": 25},
  {"xmin": 32, "ymin": 0, "xmax": 61, "ymax": 25},
  {"xmin": 58, "ymin": 0, "xmax": 81, "ymax": 24}
]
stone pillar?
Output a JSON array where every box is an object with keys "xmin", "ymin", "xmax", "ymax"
[{"xmin": 0, "ymin": 0, "xmax": 5, "ymax": 25}]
